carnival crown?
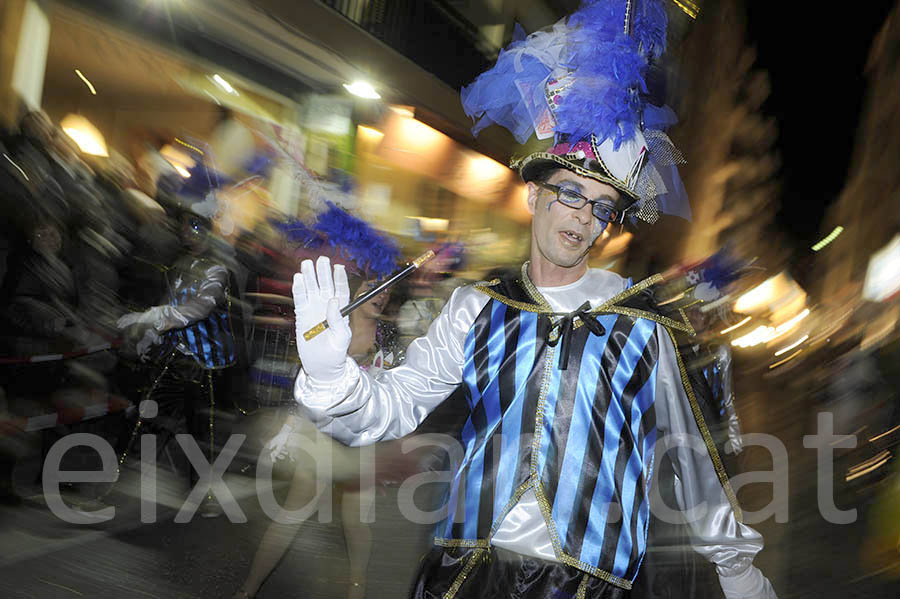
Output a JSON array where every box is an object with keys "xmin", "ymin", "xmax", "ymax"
[{"xmin": 461, "ymin": 0, "xmax": 691, "ymax": 223}]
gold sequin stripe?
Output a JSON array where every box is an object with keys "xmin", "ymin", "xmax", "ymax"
[
  {"xmin": 519, "ymin": 262, "xmax": 554, "ymax": 311},
  {"xmin": 487, "ymin": 477, "xmax": 535, "ymax": 538},
  {"xmin": 97, "ymin": 349, "xmax": 177, "ymax": 500},
  {"xmin": 511, "ymin": 153, "xmax": 640, "ymax": 204},
  {"xmin": 576, "ymin": 574, "xmax": 591, "ymax": 599},
  {"xmin": 531, "ymin": 482, "xmax": 633, "ymax": 589},
  {"xmin": 592, "ymin": 274, "xmax": 665, "ymax": 311},
  {"xmin": 206, "ymin": 370, "xmax": 216, "ymax": 503},
  {"xmin": 472, "ymin": 285, "xmax": 555, "ymax": 314},
  {"xmin": 528, "ymin": 345, "xmax": 558, "ymax": 474},
  {"xmin": 663, "ymin": 327, "xmax": 743, "ymax": 522},
  {"xmin": 586, "ymin": 306, "xmax": 694, "ymax": 336},
  {"xmin": 434, "ymin": 538, "xmax": 491, "ymax": 549},
  {"xmin": 526, "ymin": 341, "xmax": 635, "ymax": 591},
  {"xmin": 443, "ymin": 548, "xmax": 488, "ymax": 599}
]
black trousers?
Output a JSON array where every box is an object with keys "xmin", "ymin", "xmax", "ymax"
[{"xmin": 141, "ymin": 354, "xmax": 225, "ymax": 486}]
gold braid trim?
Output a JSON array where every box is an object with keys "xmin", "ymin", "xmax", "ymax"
[
  {"xmin": 511, "ymin": 153, "xmax": 640, "ymax": 203},
  {"xmin": 433, "ymin": 538, "xmax": 490, "ymax": 549},
  {"xmin": 529, "ymin": 345, "xmax": 558, "ymax": 474},
  {"xmin": 443, "ymin": 548, "xmax": 488, "ymax": 599},
  {"xmin": 487, "ymin": 478, "xmax": 534, "ymax": 538},
  {"xmin": 576, "ymin": 574, "xmax": 591, "ymax": 599},
  {"xmin": 593, "ymin": 273, "xmax": 664, "ymax": 310},
  {"xmin": 472, "ymin": 285, "xmax": 554, "ymax": 314},
  {"xmin": 662, "ymin": 326, "xmax": 743, "ymax": 522},
  {"xmin": 520, "ymin": 262, "xmax": 554, "ymax": 311},
  {"xmin": 531, "ymin": 480, "xmax": 634, "ymax": 589},
  {"xmin": 474, "ymin": 270, "xmax": 694, "ymax": 336},
  {"xmin": 586, "ymin": 306, "xmax": 694, "ymax": 335}
]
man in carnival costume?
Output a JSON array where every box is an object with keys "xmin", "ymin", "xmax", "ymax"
[
  {"xmin": 117, "ymin": 167, "xmax": 239, "ymax": 517},
  {"xmin": 291, "ymin": 1, "xmax": 778, "ymax": 597}
]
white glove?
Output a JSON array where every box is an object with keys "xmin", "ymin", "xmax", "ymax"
[
  {"xmin": 117, "ymin": 306, "xmax": 164, "ymax": 330},
  {"xmin": 135, "ymin": 328, "xmax": 162, "ymax": 361},
  {"xmin": 719, "ymin": 565, "xmax": 777, "ymax": 599},
  {"xmin": 266, "ymin": 421, "xmax": 296, "ymax": 462},
  {"xmin": 292, "ymin": 256, "xmax": 352, "ymax": 383}
]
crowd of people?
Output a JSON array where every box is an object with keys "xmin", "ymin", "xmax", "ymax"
[{"xmin": 0, "ymin": 104, "xmax": 467, "ymax": 506}]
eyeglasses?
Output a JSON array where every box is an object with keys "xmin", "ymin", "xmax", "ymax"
[{"xmin": 535, "ymin": 182, "xmax": 619, "ymax": 224}]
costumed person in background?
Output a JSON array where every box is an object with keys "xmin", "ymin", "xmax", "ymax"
[
  {"xmin": 289, "ymin": 1, "xmax": 778, "ymax": 598},
  {"xmin": 234, "ymin": 202, "xmax": 403, "ymax": 599},
  {"xmin": 397, "ymin": 242, "xmax": 468, "ymax": 348},
  {"xmin": 116, "ymin": 182, "xmax": 236, "ymax": 518},
  {"xmin": 657, "ymin": 249, "xmax": 753, "ymax": 458}
]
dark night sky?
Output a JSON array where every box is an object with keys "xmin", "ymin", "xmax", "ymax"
[{"xmin": 744, "ymin": 2, "xmax": 896, "ymax": 250}]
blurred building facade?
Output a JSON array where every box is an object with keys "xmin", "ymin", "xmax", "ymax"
[
  {"xmin": 670, "ymin": 0, "xmax": 781, "ymax": 265},
  {"xmin": 1, "ymin": 0, "xmax": 587, "ymax": 269},
  {"xmin": 818, "ymin": 3, "xmax": 900, "ymax": 309}
]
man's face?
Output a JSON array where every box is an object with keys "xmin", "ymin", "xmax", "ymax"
[
  {"xmin": 181, "ymin": 214, "xmax": 210, "ymax": 254},
  {"xmin": 527, "ymin": 169, "xmax": 620, "ymax": 269}
]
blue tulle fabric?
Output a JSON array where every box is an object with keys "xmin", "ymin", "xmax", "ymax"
[
  {"xmin": 462, "ymin": 0, "xmax": 668, "ymax": 149},
  {"xmin": 277, "ymin": 202, "xmax": 400, "ymax": 279},
  {"xmin": 460, "ymin": 0, "xmax": 691, "ymax": 221},
  {"xmin": 697, "ymin": 247, "xmax": 747, "ymax": 290},
  {"xmin": 653, "ymin": 162, "xmax": 692, "ymax": 221},
  {"xmin": 461, "ymin": 27, "xmax": 557, "ymax": 144}
]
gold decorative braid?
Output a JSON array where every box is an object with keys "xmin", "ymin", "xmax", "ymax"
[
  {"xmin": 576, "ymin": 574, "xmax": 591, "ymax": 599},
  {"xmin": 587, "ymin": 306, "xmax": 694, "ymax": 335},
  {"xmin": 433, "ymin": 538, "xmax": 490, "ymax": 549},
  {"xmin": 97, "ymin": 349, "xmax": 177, "ymax": 500},
  {"xmin": 662, "ymin": 326, "xmax": 743, "ymax": 522},
  {"xmin": 593, "ymin": 273, "xmax": 664, "ymax": 311},
  {"xmin": 472, "ymin": 285, "xmax": 554, "ymax": 314},
  {"xmin": 532, "ymin": 481, "xmax": 633, "ymax": 589},
  {"xmin": 522, "ymin": 342, "xmax": 635, "ymax": 591},
  {"xmin": 443, "ymin": 548, "xmax": 488, "ymax": 599},
  {"xmin": 520, "ymin": 262, "xmax": 554, "ymax": 311},
  {"xmin": 487, "ymin": 478, "xmax": 534, "ymax": 538},
  {"xmin": 206, "ymin": 370, "xmax": 217, "ymax": 503},
  {"xmin": 512, "ymin": 153, "xmax": 640, "ymax": 203},
  {"xmin": 529, "ymin": 346, "xmax": 558, "ymax": 474}
]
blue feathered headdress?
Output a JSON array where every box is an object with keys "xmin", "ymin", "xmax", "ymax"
[
  {"xmin": 277, "ymin": 202, "xmax": 401, "ymax": 279},
  {"xmin": 461, "ymin": 0, "xmax": 691, "ymax": 223}
]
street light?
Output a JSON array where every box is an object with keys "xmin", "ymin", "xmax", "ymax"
[{"xmin": 343, "ymin": 81, "xmax": 381, "ymax": 100}]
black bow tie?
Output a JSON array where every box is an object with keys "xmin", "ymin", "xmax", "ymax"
[{"xmin": 547, "ymin": 301, "xmax": 607, "ymax": 369}]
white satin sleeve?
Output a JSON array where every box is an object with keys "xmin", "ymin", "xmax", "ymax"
[
  {"xmin": 655, "ymin": 325, "xmax": 777, "ymax": 599},
  {"xmin": 153, "ymin": 264, "xmax": 228, "ymax": 333},
  {"xmin": 294, "ymin": 285, "xmax": 489, "ymax": 447}
]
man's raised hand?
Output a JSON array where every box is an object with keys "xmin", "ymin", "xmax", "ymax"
[{"xmin": 292, "ymin": 256, "xmax": 352, "ymax": 383}]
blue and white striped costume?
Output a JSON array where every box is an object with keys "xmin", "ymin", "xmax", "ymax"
[
  {"xmin": 161, "ymin": 256, "xmax": 235, "ymax": 369},
  {"xmin": 295, "ymin": 265, "xmax": 771, "ymax": 598}
]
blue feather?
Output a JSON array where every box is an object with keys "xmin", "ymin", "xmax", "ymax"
[
  {"xmin": 556, "ymin": 0, "xmax": 666, "ymax": 147},
  {"xmin": 275, "ymin": 219, "xmax": 323, "ymax": 249},
  {"xmin": 275, "ymin": 204, "xmax": 401, "ymax": 278},
  {"xmin": 313, "ymin": 203, "xmax": 401, "ymax": 278}
]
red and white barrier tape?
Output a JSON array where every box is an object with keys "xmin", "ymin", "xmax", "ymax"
[
  {"xmin": 0, "ymin": 342, "xmax": 117, "ymax": 366},
  {"xmin": 1, "ymin": 393, "xmax": 130, "ymax": 434}
]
